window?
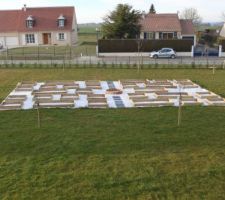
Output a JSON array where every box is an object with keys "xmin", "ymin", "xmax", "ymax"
[
  {"xmin": 26, "ymin": 16, "xmax": 34, "ymax": 28},
  {"xmin": 58, "ymin": 33, "xmax": 65, "ymax": 40},
  {"xmin": 26, "ymin": 20, "xmax": 33, "ymax": 28},
  {"xmin": 174, "ymin": 32, "xmax": 177, "ymax": 39},
  {"xmin": 57, "ymin": 14, "xmax": 66, "ymax": 27},
  {"xmin": 159, "ymin": 32, "xmax": 162, "ymax": 39},
  {"xmin": 58, "ymin": 20, "xmax": 65, "ymax": 27},
  {"xmin": 145, "ymin": 32, "xmax": 154, "ymax": 39},
  {"xmin": 160, "ymin": 32, "xmax": 174, "ymax": 39},
  {"xmin": 25, "ymin": 34, "xmax": 35, "ymax": 44}
]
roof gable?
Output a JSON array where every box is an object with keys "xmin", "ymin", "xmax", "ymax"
[
  {"xmin": 180, "ymin": 19, "xmax": 195, "ymax": 35},
  {"xmin": 0, "ymin": 6, "xmax": 75, "ymax": 33}
]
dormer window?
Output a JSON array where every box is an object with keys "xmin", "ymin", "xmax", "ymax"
[
  {"xmin": 57, "ymin": 14, "xmax": 66, "ymax": 27},
  {"xmin": 26, "ymin": 16, "xmax": 34, "ymax": 28}
]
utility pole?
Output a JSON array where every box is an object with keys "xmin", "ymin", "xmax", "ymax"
[
  {"xmin": 96, "ymin": 28, "xmax": 100, "ymax": 57},
  {"xmin": 136, "ymin": 37, "xmax": 143, "ymax": 73}
]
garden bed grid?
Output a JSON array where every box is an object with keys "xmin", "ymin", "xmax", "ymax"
[{"xmin": 0, "ymin": 79, "xmax": 225, "ymax": 111}]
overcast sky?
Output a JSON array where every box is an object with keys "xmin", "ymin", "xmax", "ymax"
[{"xmin": 0, "ymin": 0, "xmax": 225, "ymax": 23}]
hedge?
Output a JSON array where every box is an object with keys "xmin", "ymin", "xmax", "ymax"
[{"xmin": 98, "ymin": 39, "xmax": 194, "ymax": 53}]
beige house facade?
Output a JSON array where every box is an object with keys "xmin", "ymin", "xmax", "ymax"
[{"xmin": 0, "ymin": 6, "xmax": 78, "ymax": 48}]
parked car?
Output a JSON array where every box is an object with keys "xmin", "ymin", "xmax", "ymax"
[
  {"xmin": 150, "ymin": 48, "xmax": 176, "ymax": 59},
  {"xmin": 0, "ymin": 43, "xmax": 3, "ymax": 49}
]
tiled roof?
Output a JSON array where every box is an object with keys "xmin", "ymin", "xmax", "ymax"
[
  {"xmin": 140, "ymin": 13, "xmax": 182, "ymax": 32},
  {"xmin": 0, "ymin": 10, "xmax": 21, "ymax": 32},
  {"xmin": 180, "ymin": 19, "xmax": 195, "ymax": 35},
  {"xmin": 0, "ymin": 6, "xmax": 75, "ymax": 33}
]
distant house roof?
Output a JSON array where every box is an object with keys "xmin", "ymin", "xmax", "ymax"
[
  {"xmin": 140, "ymin": 13, "xmax": 182, "ymax": 32},
  {"xmin": 140, "ymin": 13, "xmax": 195, "ymax": 35},
  {"xmin": 0, "ymin": 6, "xmax": 75, "ymax": 33},
  {"xmin": 180, "ymin": 20, "xmax": 195, "ymax": 35}
]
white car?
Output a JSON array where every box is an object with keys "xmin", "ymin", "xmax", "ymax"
[{"xmin": 150, "ymin": 48, "xmax": 176, "ymax": 59}]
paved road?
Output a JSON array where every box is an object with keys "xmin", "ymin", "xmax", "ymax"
[{"xmin": 0, "ymin": 56, "xmax": 225, "ymax": 66}]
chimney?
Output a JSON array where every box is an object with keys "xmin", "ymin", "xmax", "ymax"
[{"xmin": 23, "ymin": 4, "xmax": 27, "ymax": 12}]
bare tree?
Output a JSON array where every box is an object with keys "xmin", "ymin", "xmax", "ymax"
[{"xmin": 180, "ymin": 8, "xmax": 202, "ymax": 26}]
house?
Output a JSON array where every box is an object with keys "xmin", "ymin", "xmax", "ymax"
[
  {"xmin": 220, "ymin": 22, "xmax": 225, "ymax": 38},
  {"xmin": 140, "ymin": 13, "xmax": 196, "ymax": 45},
  {"xmin": 0, "ymin": 5, "xmax": 78, "ymax": 47}
]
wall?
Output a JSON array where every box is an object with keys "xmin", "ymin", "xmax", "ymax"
[
  {"xmin": 155, "ymin": 32, "xmax": 159, "ymax": 39},
  {"xmin": 20, "ymin": 31, "xmax": 71, "ymax": 46},
  {"xmin": 20, "ymin": 32, "xmax": 38, "ymax": 46},
  {"xmin": 221, "ymin": 52, "xmax": 225, "ymax": 57},
  {"xmin": 181, "ymin": 35, "xmax": 196, "ymax": 46},
  {"xmin": 71, "ymin": 9, "xmax": 78, "ymax": 45},
  {"xmin": 98, "ymin": 52, "xmax": 192, "ymax": 57},
  {"xmin": 0, "ymin": 32, "xmax": 20, "ymax": 47},
  {"xmin": 51, "ymin": 31, "xmax": 71, "ymax": 45}
]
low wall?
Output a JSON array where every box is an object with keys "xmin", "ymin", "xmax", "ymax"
[
  {"xmin": 220, "ymin": 52, "xmax": 225, "ymax": 57},
  {"xmin": 98, "ymin": 52, "xmax": 192, "ymax": 57}
]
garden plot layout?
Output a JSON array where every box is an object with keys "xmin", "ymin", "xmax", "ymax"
[{"xmin": 0, "ymin": 79, "xmax": 225, "ymax": 111}]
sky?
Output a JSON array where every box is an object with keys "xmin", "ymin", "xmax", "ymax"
[{"xmin": 0, "ymin": 0, "xmax": 225, "ymax": 23}]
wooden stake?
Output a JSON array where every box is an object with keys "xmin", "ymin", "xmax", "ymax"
[
  {"xmin": 178, "ymin": 86, "xmax": 182, "ymax": 127},
  {"xmin": 36, "ymin": 101, "xmax": 40, "ymax": 128}
]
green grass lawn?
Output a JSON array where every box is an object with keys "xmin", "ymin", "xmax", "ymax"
[
  {"xmin": 0, "ymin": 68, "xmax": 225, "ymax": 199},
  {"xmin": 78, "ymin": 23, "xmax": 101, "ymax": 34}
]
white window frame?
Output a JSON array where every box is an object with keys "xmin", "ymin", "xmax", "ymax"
[
  {"xmin": 58, "ymin": 20, "xmax": 65, "ymax": 27},
  {"xmin": 146, "ymin": 32, "xmax": 154, "ymax": 39},
  {"xmin": 160, "ymin": 32, "xmax": 175, "ymax": 39},
  {"xmin": 58, "ymin": 33, "xmax": 65, "ymax": 40},
  {"xmin": 26, "ymin": 20, "xmax": 33, "ymax": 28},
  {"xmin": 25, "ymin": 34, "xmax": 35, "ymax": 44}
]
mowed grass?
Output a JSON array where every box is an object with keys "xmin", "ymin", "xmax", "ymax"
[
  {"xmin": 0, "ymin": 107, "xmax": 225, "ymax": 199},
  {"xmin": 0, "ymin": 68, "xmax": 225, "ymax": 199}
]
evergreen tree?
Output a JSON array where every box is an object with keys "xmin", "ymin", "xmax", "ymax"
[
  {"xmin": 102, "ymin": 4, "xmax": 141, "ymax": 39},
  {"xmin": 149, "ymin": 4, "xmax": 156, "ymax": 14}
]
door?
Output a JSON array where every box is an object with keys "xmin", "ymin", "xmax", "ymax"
[
  {"xmin": 158, "ymin": 49, "xmax": 167, "ymax": 58},
  {"xmin": 5, "ymin": 37, "xmax": 19, "ymax": 46},
  {"xmin": 182, "ymin": 36, "xmax": 194, "ymax": 43},
  {"xmin": 43, "ymin": 33, "xmax": 49, "ymax": 45}
]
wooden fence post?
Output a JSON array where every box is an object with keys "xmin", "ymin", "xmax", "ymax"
[
  {"xmin": 178, "ymin": 85, "xmax": 182, "ymax": 127},
  {"xmin": 36, "ymin": 101, "xmax": 41, "ymax": 128}
]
